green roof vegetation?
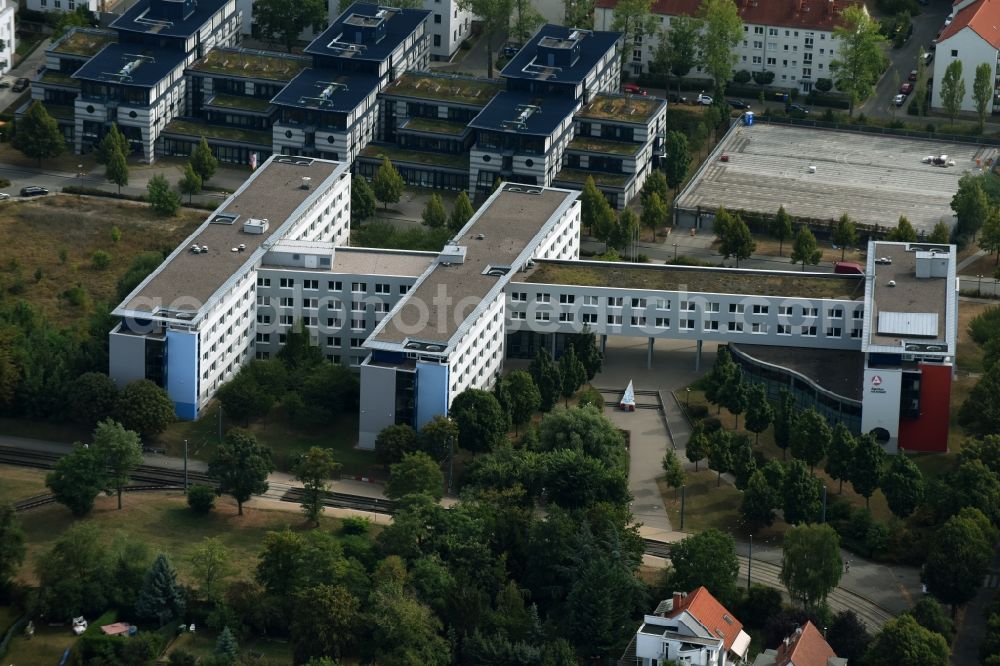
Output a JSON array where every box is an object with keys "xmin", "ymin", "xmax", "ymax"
[
  {"xmin": 384, "ymin": 74, "xmax": 501, "ymax": 106},
  {"xmin": 207, "ymin": 94, "xmax": 272, "ymax": 113},
  {"xmin": 360, "ymin": 145, "xmax": 469, "ymax": 170},
  {"xmin": 51, "ymin": 30, "xmax": 114, "ymax": 57},
  {"xmin": 190, "ymin": 50, "xmax": 309, "ymax": 81},
  {"xmin": 402, "ymin": 117, "xmax": 468, "ymax": 135},
  {"xmin": 40, "ymin": 71, "xmax": 80, "ymax": 87},
  {"xmin": 576, "ymin": 94, "xmax": 663, "ymax": 122},
  {"xmin": 163, "ymin": 119, "xmax": 272, "ymax": 146},
  {"xmin": 44, "ymin": 104, "xmax": 75, "ymax": 120},
  {"xmin": 567, "ymin": 137, "xmax": 640, "ymax": 156},
  {"xmin": 525, "ymin": 262, "xmax": 865, "ymax": 299},
  {"xmin": 553, "ymin": 168, "xmax": 632, "ymax": 188}
]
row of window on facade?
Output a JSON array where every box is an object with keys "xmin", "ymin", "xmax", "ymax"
[
  {"xmin": 257, "ymin": 276, "xmax": 410, "ymax": 295},
  {"xmin": 510, "ymin": 310, "xmax": 860, "ymax": 338},
  {"xmin": 509, "ymin": 293, "xmax": 862, "ymax": 318}
]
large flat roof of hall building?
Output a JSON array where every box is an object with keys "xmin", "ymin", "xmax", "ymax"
[
  {"xmin": 115, "ymin": 156, "xmax": 347, "ymax": 321},
  {"xmin": 674, "ymin": 122, "xmax": 983, "ymax": 234},
  {"xmin": 370, "ymin": 185, "xmax": 579, "ymax": 349},
  {"xmin": 521, "ymin": 260, "xmax": 865, "ymax": 300},
  {"xmin": 865, "ymin": 241, "xmax": 956, "ymax": 355}
]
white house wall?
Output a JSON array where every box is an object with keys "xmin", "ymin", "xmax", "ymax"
[{"xmin": 931, "ymin": 26, "xmax": 995, "ymax": 112}]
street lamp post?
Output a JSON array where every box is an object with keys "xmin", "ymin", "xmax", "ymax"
[
  {"xmin": 979, "ymin": 274, "xmax": 984, "ymax": 297},
  {"xmin": 747, "ymin": 533, "xmax": 753, "ymax": 591},
  {"xmin": 183, "ymin": 439, "xmax": 188, "ymax": 493},
  {"xmin": 673, "ymin": 242, "xmax": 679, "ymax": 261},
  {"xmin": 686, "ymin": 387, "xmax": 691, "ymax": 408}
]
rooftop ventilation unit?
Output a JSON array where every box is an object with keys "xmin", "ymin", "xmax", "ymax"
[
  {"xmin": 301, "ymin": 177, "xmax": 312, "ymax": 190},
  {"xmin": 298, "ymin": 81, "xmax": 349, "ymax": 108},
  {"xmin": 210, "ymin": 212, "xmax": 239, "ymax": 225},
  {"xmin": 101, "ymin": 53, "xmax": 155, "ymax": 83},
  {"xmin": 243, "ymin": 218, "xmax": 269, "ymax": 235}
]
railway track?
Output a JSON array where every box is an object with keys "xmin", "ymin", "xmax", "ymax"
[{"xmin": 3, "ymin": 444, "xmax": 894, "ymax": 629}]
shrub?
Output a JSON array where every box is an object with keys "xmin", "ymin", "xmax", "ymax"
[
  {"xmin": 686, "ymin": 404, "xmax": 709, "ymax": 420},
  {"xmin": 187, "ymin": 484, "xmax": 216, "ymax": 513},
  {"xmin": 63, "ymin": 284, "xmax": 90, "ymax": 307},
  {"xmin": 969, "ymin": 306, "xmax": 1000, "ymax": 344},
  {"xmin": 340, "ymin": 515, "xmax": 371, "ymax": 535},
  {"xmin": 701, "ymin": 417, "xmax": 723, "ymax": 433},
  {"xmin": 577, "ymin": 385, "xmax": 604, "ymax": 409},
  {"xmin": 91, "ymin": 250, "xmax": 111, "ymax": 270}
]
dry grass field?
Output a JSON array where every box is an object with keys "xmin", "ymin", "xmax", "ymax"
[{"xmin": 0, "ymin": 196, "xmax": 202, "ymax": 322}]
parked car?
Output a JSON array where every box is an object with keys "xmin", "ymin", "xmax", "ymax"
[
  {"xmin": 786, "ymin": 103, "xmax": 809, "ymax": 115},
  {"xmin": 0, "ymin": 81, "xmax": 9, "ymax": 89},
  {"xmin": 923, "ymin": 51, "xmax": 934, "ymax": 65},
  {"xmin": 501, "ymin": 42, "xmax": 520, "ymax": 58},
  {"xmin": 727, "ymin": 99, "xmax": 750, "ymax": 109},
  {"xmin": 20, "ymin": 186, "xmax": 48, "ymax": 197},
  {"xmin": 667, "ymin": 93, "xmax": 689, "ymax": 104},
  {"xmin": 696, "ymin": 93, "xmax": 713, "ymax": 105},
  {"xmin": 874, "ymin": 257, "xmax": 893, "ymax": 265},
  {"xmin": 623, "ymin": 82, "xmax": 648, "ymax": 96},
  {"xmin": 900, "ymin": 82, "xmax": 913, "ymax": 95},
  {"xmin": 908, "ymin": 69, "xmax": 918, "ymax": 81},
  {"xmin": 11, "ymin": 78, "xmax": 29, "ymax": 92},
  {"xmin": 0, "ymin": 193, "xmax": 9, "ymax": 200},
  {"xmin": 894, "ymin": 93, "xmax": 907, "ymax": 106}
]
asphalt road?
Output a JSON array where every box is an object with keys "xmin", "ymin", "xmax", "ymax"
[
  {"xmin": 860, "ymin": 0, "xmax": 950, "ymax": 119},
  {"xmin": 0, "ymin": 35, "xmax": 52, "ymax": 113}
]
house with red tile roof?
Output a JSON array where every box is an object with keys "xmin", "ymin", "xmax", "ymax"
[
  {"xmin": 625, "ymin": 587, "xmax": 751, "ymax": 665},
  {"xmin": 594, "ymin": 0, "xmax": 865, "ymax": 94},
  {"xmin": 752, "ymin": 621, "xmax": 848, "ymax": 666},
  {"xmin": 931, "ymin": 0, "xmax": 1000, "ymax": 113}
]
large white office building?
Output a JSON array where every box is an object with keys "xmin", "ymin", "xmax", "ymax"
[
  {"xmin": 595, "ymin": 0, "xmax": 864, "ymax": 93},
  {"xmin": 110, "ymin": 157, "xmax": 959, "ymax": 453},
  {"xmin": 0, "ymin": 0, "xmax": 14, "ymax": 78}
]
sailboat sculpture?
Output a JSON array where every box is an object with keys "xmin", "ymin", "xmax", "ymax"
[{"xmin": 619, "ymin": 380, "xmax": 636, "ymax": 412}]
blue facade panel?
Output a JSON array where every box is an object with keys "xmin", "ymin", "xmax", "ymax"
[
  {"xmin": 415, "ymin": 361, "xmax": 449, "ymax": 430},
  {"xmin": 166, "ymin": 330, "xmax": 199, "ymax": 420}
]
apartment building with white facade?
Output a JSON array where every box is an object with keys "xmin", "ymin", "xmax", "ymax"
[
  {"xmin": 110, "ymin": 155, "xmax": 351, "ymax": 418},
  {"xmin": 595, "ymin": 0, "xmax": 863, "ymax": 93},
  {"xmin": 0, "ymin": 0, "xmax": 15, "ymax": 78},
  {"xmin": 931, "ymin": 0, "xmax": 1000, "ymax": 113},
  {"xmin": 25, "ymin": 0, "xmax": 98, "ymax": 13}
]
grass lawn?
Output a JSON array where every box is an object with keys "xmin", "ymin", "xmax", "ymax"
[
  {"xmin": 154, "ymin": 401, "xmax": 374, "ymax": 476},
  {"xmin": 13, "ymin": 493, "xmax": 357, "ymax": 588},
  {"xmin": 3, "ymin": 624, "xmax": 77, "ymax": 664},
  {"xmin": 662, "ymin": 470, "xmax": 744, "ymax": 535},
  {"xmin": 0, "ymin": 195, "xmax": 202, "ymax": 324},
  {"xmin": 0, "ymin": 417, "xmax": 89, "ymax": 443},
  {"xmin": 956, "ymin": 299, "xmax": 993, "ymax": 374},
  {"xmin": 0, "ymin": 464, "xmax": 49, "ymax": 504}
]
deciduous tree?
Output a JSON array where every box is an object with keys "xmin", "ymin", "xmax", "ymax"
[
  {"xmin": 974, "ymin": 62, "xmax": 992, "ymax": 133},
  {"xmin": 864, "ymin": 614, "xmax": 949, "ymax": 666},
  {"xmin": 352, "ymin": 174, "xmax": 377, "ymax": 224},
  {"xmin": 208, "ymin": 428, "xmax": 274, "ymax": 516},
  {"xmin": 529, "ymin": 348, "xmax": 562, "ymax": 412},
  {"xmin": 449, "ymin": 190, "xmax": 475, "ymax": 232},
  {"xmin": 940, "ymin": 59, "xmax": 966, "ymax": 127},
  {"xmin": 825, "ymin": 422, "xmax": 856, "ymax": 493},
  {"xmin": 719, "ymin": 214, "xmax": 756, "ymax": 267},
  {"xmin": 255, "ymin": 0, "xmax": 327, "ymax": 52},
  {"xmin": 13, "ymin": 101, "xmax": 66, "ymax": 166},
  {"xmin": 827, "ymin": 610, "xmax": 872, "ymax": 664},
  {"xmin": 105, "ymin": 142, "xmax": 128, "ymax": 196},
  {"xmin": 457, "ymin": 0, "xmax": 514, "ymax": 78},
  {"xmin": 790, "ymin": 408, "xmax": 830, "ymax": 473},
  {"xmin": 730, "ymin": 433, "xmax": 756, "ymax": 490},
  {"xmin": 782, "ymin": 459, "xmax": 822, "ymax": 525},
  {"xmin": 216, "ymin": 370, "xmax": 273, "ymax": 425},
  {"xmin": 889, "ymin": 214, "xmax": 918, "ymax": 242},
  {"xmin": 190, "ymin": 136, "xmax": 218, "ymax": 183},
  {"xmin": 418, "ymin": 415, "xmax": 459, "ymax": 464},
  {"xmin": 744, "ymin": 383, "xmax": 773, "ymax": 444},
  {"xmin": 69, "ymin": 372, "xmax": 118, "ymax": 428},
  {"xmin": 833, "ymin": 213, "xmax": 857, "ymax": 260},
  {"xmin": 421, "ymin": 193, "xmax": 447, "ymax": 228},
  {"xmin": 699, "ymin": 0, "xmax": 743, "ymax": 100},
  {"xmin": 558, "ymin": 345, "xmax": 587, "ymax": 406},
  {"xmin": 790, "ymin": 225, "xmax": 822, "ymax": 270},
  {"xmin": 831, "ymin": 5, "xmax": 887, "ymax": 116},
  {"xmin": 95, "ymin": 123, "xmax": 127, "ymax": 165},
  {"xmin": 771, "ymin": 205, "xmax": 794, "ymax": 256},
  {"xmin": 686, "ymin": 427, "xmax": 708, "ymax": 472},
  {"xmin": 707, "ymin": 429, "xmax": 732, "ymax": 486},
  {"xmin": 387, "ymin": 451, "xmax": 445, "ymax": 501},
  {"xmin": 504, "ymin": 370, "xmax": 541, "ymax": 433},
  {"xmin": 375, "ymin": 423, "xmax": 419, "ymax": 468},
  {"xmin": 642, "ymin": 191, "xmax": 667, "ymax": 241},
  {"xmin": 148, "ymin": 173, "xmax": 180, "ymax": 215},
  {"xmin": 46, "ymin": 445, "xmax": 106, "ymax": 517},
  {"xmin": 741, "ymin": 470, "xmax": 778, "ymax": 529},
  {"xmin": 611, "ymin": 0, "xmax": 657, "ymax": 79},
  {"xmin": 450, "ymin": 389, "xmax": 507, "ymax": 452},
  {"xmin": 295, "ymin": 446, "xmax": 341, "ymax": 526},
  {"xmin": 291, "ymin": 584, "xmax": 360, "ymax": 663},
  {"xmin": 116, "ymin": 378, "xmax": 174, "ymax": 439},
  {"xmin": 178, "ymin": 161, "xmax": 202, "ymax": 204},
  {"xmin": 188, "ymin": 537, "xmax": 235, "ymax": 602},
  {"xmin": 372, "ymin": 156, "xmax": 404, "ymax": 209},
  {"xmin": 668, "ymin": 529, "xmax": 739, "ymax": 607},
  {"xmin": 928, "ymin": 220, "xmax": 951, "ymax": 244},
  {"xmin": 851, "ymin": 433, "xmax": 885, "ymax": 507},
  {"xmin": 662, "ymin": 449, "xmax": 685, "ymax": 498},
  {"xmin": 663, "ymin": 130, "xmax": 692, "ymax": 197},
  {"xmin": 781, "ymin": 524, "xmax": 842, "ymax": 610},
  {"xmin": 91, "ymin": 419, "xmax": 143, "ymax": 510},
  {"xmin": 569, "ymin": 327, "xmax": 603, "ymax": 379},
  {"xmin": 881, "ymin": 453, "xmax": 924, "ymax": 519},
  {"xmin": 0, "ymin": 503, "xmax": 25, "ymax": 588}
]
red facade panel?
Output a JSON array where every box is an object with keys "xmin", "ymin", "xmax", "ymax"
[{"xmin": 898, "ymin": 363, "xmax": 951, "ymax": 452}]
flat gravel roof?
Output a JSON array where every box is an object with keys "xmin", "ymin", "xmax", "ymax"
[{"xmin": 676, "ymin": 123, "xmax": 985, "ymax": 234}]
